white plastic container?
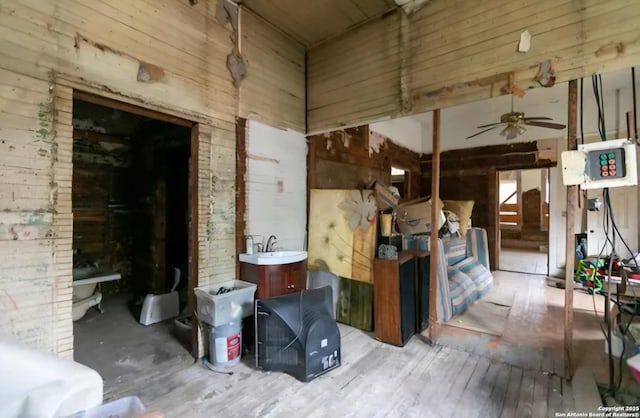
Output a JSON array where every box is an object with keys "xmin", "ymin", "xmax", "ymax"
[
  {"xmin": 194, "ymin": 280, "xmax": 257, "ymax": 327},
  {"xmin": 209, "ymin": 320, "xmax": 242, "ymax": 367},
  {"xmin": 75, "ymin": 396, "xmax": 145, "ymax": 418}
]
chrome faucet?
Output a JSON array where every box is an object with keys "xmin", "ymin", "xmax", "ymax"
[{"xmin": 266, "ymin": 235, "xmax": 277, "ymax": 252}]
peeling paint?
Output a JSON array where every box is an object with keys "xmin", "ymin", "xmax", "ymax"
[
  {"xmin": 369, "ymin": 131, "xmax": 386, "ymax": 155},
  {"xmin": 595, "ymin": 41, "xmax": 624, "ymax": 57},
  {"xmin": 227, "ymin": 53, "xmax": 247, "ymax": 87},
  {"xmin": 535, "ymin": 60, "xmax": 556, "ymax": 87},
  {"xmin": 246, "ymin": 153, "xmax": 279, "ymax": 164},
  {"xmin": 25, "ymin": 210, "xmax": 49, "ymax": 226}
]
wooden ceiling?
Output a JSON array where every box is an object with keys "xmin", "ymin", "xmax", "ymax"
[{"xmin": 239, "ymin": 0, "xmax": 398, "ymax": 47}]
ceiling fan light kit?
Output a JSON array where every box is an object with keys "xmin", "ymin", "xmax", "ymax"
[
  {"xmin": 467, "ymin": 73, "xmax": 566, "ymax": 141},
  {"xmin": 466, "ymin": 102, "xmax": 567, "ymax": 141}
]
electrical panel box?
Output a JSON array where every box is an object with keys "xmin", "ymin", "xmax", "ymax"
[
  {"xmin": 561, "ymin": 138, "xmax": 637, "ymax": 189},
  {"xmin": 586, "ymin": 148, "xmax": 625, "ymax": 180}
]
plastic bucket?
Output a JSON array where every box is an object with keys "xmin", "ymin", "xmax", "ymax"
[{"xmin": 209, "ymin": 320, "xmax": 242, "ymax": 367}]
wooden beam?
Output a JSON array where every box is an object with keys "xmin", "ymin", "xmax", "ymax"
[
  {"xmin": 565, "ymin": 79, "xmax": 578, "ymax": 379},
  {"xmin": 428, "ymin": 109, "xmax": 441, "ymax": 337},
  {"xmin": 236, "ymin": 118, "xmax": 248, "ymax": 281},
  {"xmin": 189, "ymin": 123, "xmax": 200, "ymax": 359},
  {"xmin": 487, "ymin": 168, "xmax": 500, "ymax": 270},
  {"xmin": 74, "ymin": 90, "xmax": 194, "ymax": 128}
]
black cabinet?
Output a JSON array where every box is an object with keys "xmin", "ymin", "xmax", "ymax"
[
  {"xmin": 374, "ymin": 250, "xmax": 431, "ymax": 346},
  {"xmin": 374, "ymin": 252, "xmax": 416, "ymax": 346},
  {"xmin": 415, "ymin": 253, "xmax": 430, "ymax": 332}
]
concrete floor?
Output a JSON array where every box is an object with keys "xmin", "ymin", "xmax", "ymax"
[
  {"xmin": 500, "ymin": 248, "xmax": 548, "ymax": 275},
  {"xmin": 73, "ymin": 294, "xmax": 192, "ymax": 388},
  {"xmin": 73, "ymin": 272, "xmax": 639, "ymax": 416}
]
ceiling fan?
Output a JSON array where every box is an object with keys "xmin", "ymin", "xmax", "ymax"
[{"xmin": 466, "ymin": 82, "xmax": 566, "ymax": 140}]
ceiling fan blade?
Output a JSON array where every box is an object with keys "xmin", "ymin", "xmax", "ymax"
[
  {"xmin": 524, "ymin": 120, "xmax": 566, "ymax": 129},
  {"xmin": 523, "ymin": 117, "xmax": 553, "ymax": 121},
  {"xmin": 466, "ymin": 125, "xmax": 502, "ymax": 139},
  {"xmin": 476, "ymin": 122, "xmax": 502, "ymax": 128}
]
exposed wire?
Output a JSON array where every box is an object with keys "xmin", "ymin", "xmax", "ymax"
[
  {"xmin": 580, "ymin": 78, "xmax": 585, "ymax": 145},
  {"xmin": 592, "ymin": 74, "xmax": 607, "ymax": 141},
  {"xmin": 633, "ymin": 67, "xmax": 638, "ymax": 144}
]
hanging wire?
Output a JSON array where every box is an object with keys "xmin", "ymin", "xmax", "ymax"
[{"xmin": 633, "ymin": 67, "xmax": 638, "ymax": 145}]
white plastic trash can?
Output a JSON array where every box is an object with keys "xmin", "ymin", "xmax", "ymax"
[{"xmin": 209, "ymin": 319, "xmax": 242, "ymax": 367}]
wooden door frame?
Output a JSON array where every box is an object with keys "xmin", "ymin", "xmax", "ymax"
[
  {"xmin": 496, "ymin": 167, "xmax": 553, "ymax": 274},
  {"xmin": 71, "ymin": 90, "xmax": 200, "ymax": 358}
]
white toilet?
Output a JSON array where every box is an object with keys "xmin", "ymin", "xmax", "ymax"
[{"xmin": 139, "ymin": 268, "xmax": 181, "ymax": 326}]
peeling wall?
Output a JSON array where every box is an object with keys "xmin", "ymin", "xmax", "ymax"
[
  {"xmin": 307, "ymin": 0, "xmax": 640, "ymax": 132},
  {"xmin": 0, "ymin": 1, "xmax": 304, "ymax": 357}
]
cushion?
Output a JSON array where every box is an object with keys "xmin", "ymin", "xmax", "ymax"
[
  {"xmin": 453, "ymin": 257, "xmax": 494, "ymax": 299},
  {"xmin": 435, "ymin": 239, "xmax": 453, "ymax": 322},
  {"xmin": 466, "ymin": 227, "xmax": 490, "ymax": 270},
  {"xmin": 443, "ymin": 200, "xmax": 475, "ymax": 237},
  {"xmin": 442, "ymin": 237, "xmax": 467, "ymax": 266},
  {"xmin": 447, "ymin": 266, "xmax": 477, "ymax": 315}
]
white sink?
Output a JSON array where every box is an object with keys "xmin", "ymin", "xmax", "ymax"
[{"xmin": 239, "ymin": 250, "xmax": 308, "ymax": 266}]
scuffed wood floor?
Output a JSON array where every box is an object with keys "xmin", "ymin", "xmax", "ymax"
[{"xmin": 101, "ymin": 324, "xmax": 574, "ymax": 418}]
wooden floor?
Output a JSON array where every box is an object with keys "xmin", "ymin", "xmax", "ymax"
[
  {"xmin": 101, "ymin": 324, "xmax": 573, "ymax": 418},
  {"xmin": 436, "ymin": 271, "xmax": 618, "ymax": 382},
  {"xmin": 75, "ymin": 293, "xmax": 578, "ymax": 417},
  {"xmin": 74, "ymin": 271, "xmax": 640, "ymax": 416},
  {"xmin": 499, "ymin": 248, "xmax": 548, "ymax": 275}
]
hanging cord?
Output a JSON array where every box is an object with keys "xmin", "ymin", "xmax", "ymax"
[
  {"xmin": 580, "ymin": 78, "xmax": 585, "ymax": 145},
  {"xmin": 632, "ymin": 67, "xmax": 638, "ymax": 140},
  {"xmin": 580, "ymin": 78, "xmax": 587, "ymax": 204},
  {"xmin": 592, "ymin": 74, "xmax": 607, "ymax": 141}
]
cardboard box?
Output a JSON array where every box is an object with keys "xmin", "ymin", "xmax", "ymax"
[
  {"xmin": 372, "ymin": 180, "xmax": 398, "ymax": 211},
  {"xmin": 396, "ymin": 197, "xmax": 445, "ymax": 235}
]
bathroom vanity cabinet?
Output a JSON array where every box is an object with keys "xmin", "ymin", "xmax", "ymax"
[{"xmin": 240, "ymin": 260, "xmax": 307, "ymax": 299}]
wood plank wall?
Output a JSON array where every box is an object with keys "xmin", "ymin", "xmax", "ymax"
[
  {"xmin": 72, "ymin": 136, "xmax": 132, "ymax": 294},
  {"xmin": 420, "ymin": 141, "xmax": 557, "ymax": 269},
  {"xmin": 307, "ymin": 0, "xmax": 640, "ymax": 132},
  {"xmin": 0, "ymin": 1, "xmax": 304, "ymax": 357},
  {"xmin": 239, "ymin": 11, "xmax": 306, "ymax": 132},
  {"xmin": 307, "ymin": 126, "xmax": 420, "ymax": 200}
]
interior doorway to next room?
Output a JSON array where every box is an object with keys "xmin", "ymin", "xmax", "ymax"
[{"xmin": 498, "ymin": 168, "xmax": 550, "ymax": 275}]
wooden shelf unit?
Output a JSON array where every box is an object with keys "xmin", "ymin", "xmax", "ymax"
[{"xmin": 374, "ymin": 250, "xmax": 430, "ymax": 346}]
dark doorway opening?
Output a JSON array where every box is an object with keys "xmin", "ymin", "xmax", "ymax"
[{"xmin": 71, "ymin": 92, "xmax": 197, "ymax": 387}]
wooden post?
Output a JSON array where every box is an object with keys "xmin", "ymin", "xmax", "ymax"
[
  {"xmin": 565, "ymin": 79, "xmax": 578, "ymax": 379},
  {"xmin": 487, "ymin": 168, "xmax": 500, "ymax": 271},
  {"xmin": 428, "ymin": 109, "xmax": 441, "ymax": 336},
  {"xmin": 235, "ymin": 118, "xmax": 248, "ymax": 280},
  {"xmin": 189, "ymin": 123, "xmax": 200, "ymax": 358}
]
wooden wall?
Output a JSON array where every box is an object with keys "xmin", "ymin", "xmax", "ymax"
[
  {"xmin": 307, "ymin": 0, "xmax": 640, "ymax": 132},
  {"xmin": 72, "ymin": 134, "xmax": 132, "ymax": 294},
  {"xmin": 0, "ymin": 1, "xmax": 304, "ymax": 357},
  {"xmin": 420, "ymin": 141, "xmax": 557, "ymax": 269},
  {"xmin": 239, "ymin": 11, "xmax": 306, "ymax": 132},
  {"xmin": 308, "ymin": 126, "xmax": 420, "ymax": 200}
]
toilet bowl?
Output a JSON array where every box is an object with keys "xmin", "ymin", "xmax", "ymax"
[{"xmin": 139, "ymin": 268, "xmax": 181, "ymax": 326}]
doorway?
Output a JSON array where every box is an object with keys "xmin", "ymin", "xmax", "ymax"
[
  {"xmin": 391, "ymin": 166, "xmax": 411, "ymax": 202},
  {"xmin": 498, "ymin": 168, "xmax": 550, "ymax": 275},
  {"xmin": 71, "ymin": 91, "xmax": 198, "ymax": 383}
]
